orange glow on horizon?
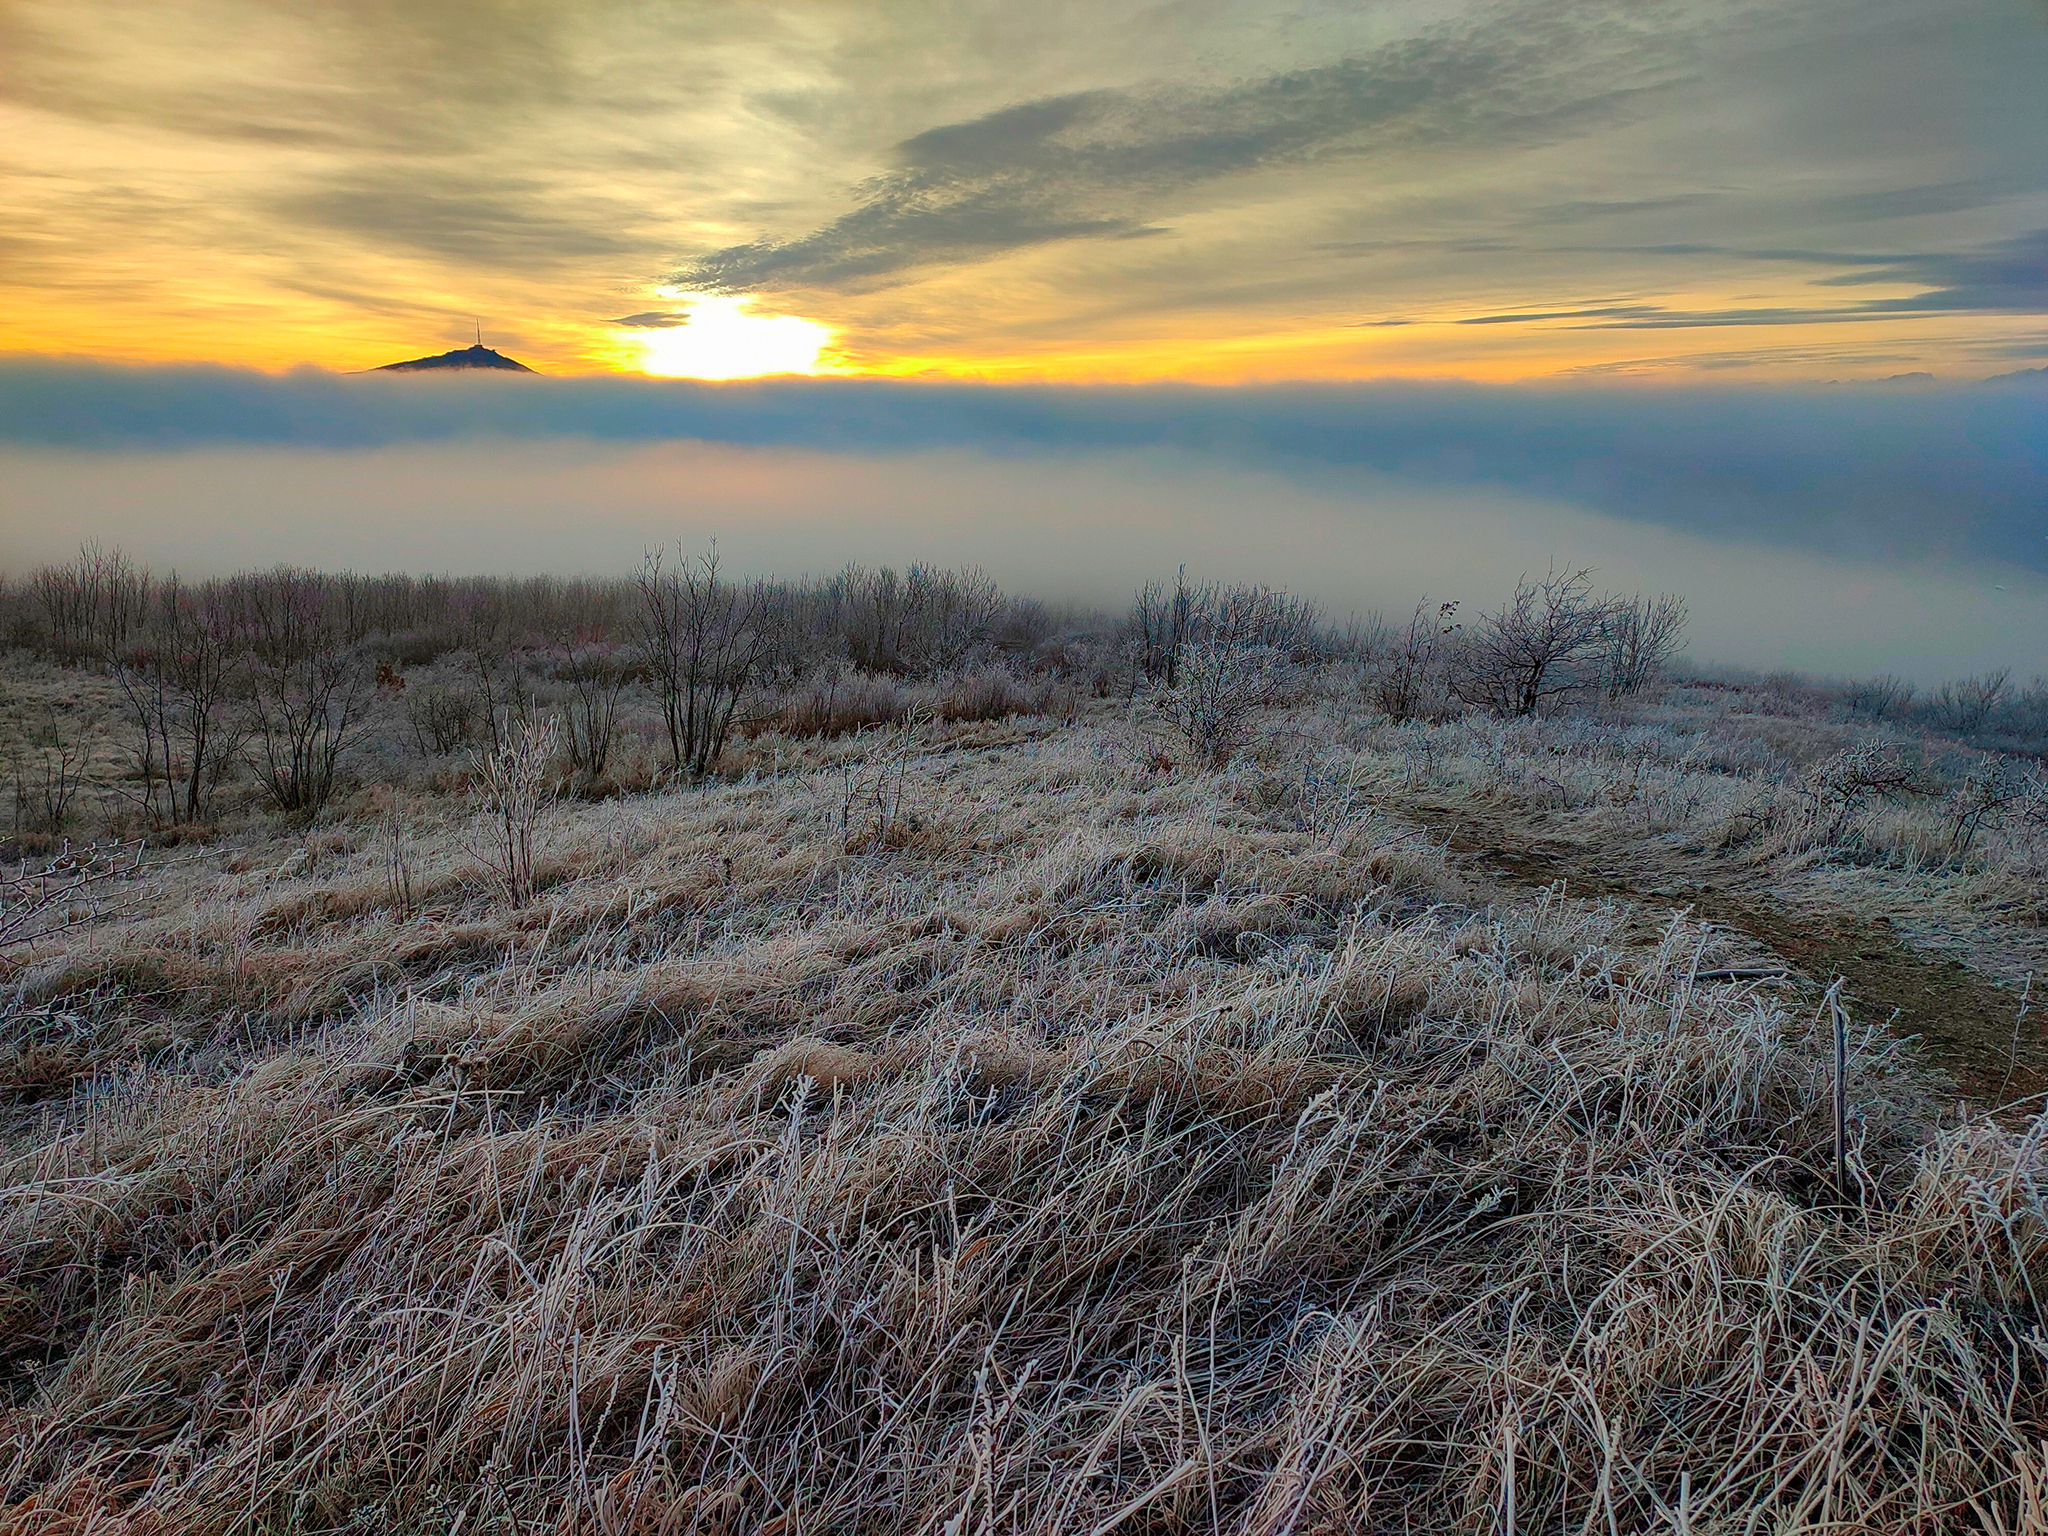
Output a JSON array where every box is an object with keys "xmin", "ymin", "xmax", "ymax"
[{"xmin": 0, "ymin": 277, "xmax": 2011, "ymax": 385}]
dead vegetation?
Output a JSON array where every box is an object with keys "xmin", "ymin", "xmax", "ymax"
[
  {"xmin": 0, "ymin": 690, "xmax": 2045, "ymax": 1532},
  {"xmin": 1, "ymin": 552, "xmax": 2047, "ymax": 1531}
]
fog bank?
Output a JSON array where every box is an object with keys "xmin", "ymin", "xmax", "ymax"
[
  {"xmin": 4, "ymin": 360, "xmax": 2047, "ymax": 574},
  {"xmin": 4, "ymin": 438, "xmax": 2040, "ymax": 683}
]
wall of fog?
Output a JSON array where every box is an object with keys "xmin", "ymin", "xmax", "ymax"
[{"xmin": 5, "ymin": 433, "xmax": 2042, "ymax": 683}]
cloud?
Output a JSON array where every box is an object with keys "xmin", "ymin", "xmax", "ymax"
[
  {"xmin": 8, "ymin": 0, "xmax": 2046, "ymax": 380},
  {"xmin": 678, "ymin": 3, "xmax": 1692, "ymax": 292},
  {"xmin": 272, "ymin": 169, "xmax": 646, "ymax": 268},
  {"xmin": 0, "ymin": 0, "xmax": 588, "ymax": 158},
  {"xmin": 1515, "ymin": 193, "xmax": 1721, "ymax": 225},
  {"xmin": 1459, "ymin": 305, "xmax": 1671, "ymax": 326},
  {"xmin": 1466, "ymin": 228, "xmax": 2048, "ymax": 329},
  {"xmin": 1815, "ymin": 227, "xmax": 2048, "ymax": 313},
  {"xmin": 2, "ymin": 359, "xmax": 2044, "ymax": 577},
  {"xmin": 609, "ymin": 311, "xmax": 688, "ymax": 329},
  {"xmin": 1802, "ymin": 177, "xmax": 2038, "ymax": 223}
]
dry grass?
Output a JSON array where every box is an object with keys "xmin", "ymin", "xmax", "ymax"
[{"xmin": 3, "ymin": 701, "xmax": 2047, "ymax": 1532}]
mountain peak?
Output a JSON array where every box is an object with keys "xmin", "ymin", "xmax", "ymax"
[{"xmin": 375, "ymin": 343, "xmax": 536, "ymax": 373}]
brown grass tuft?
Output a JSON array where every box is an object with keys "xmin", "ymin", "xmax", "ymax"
[{"xmin": 2, "ymin": 700, "xmax": 2044, "ymax": 1533}]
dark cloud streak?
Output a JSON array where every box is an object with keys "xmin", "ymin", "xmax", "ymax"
[
  {"xmin": 680, "ymin": 5, "xmax": 1692, "ymax": 292},
  {"xmin": 272, "ymin": 170, "xmax": 646, "ymax": 267},
  {"xmin": 1454, "ymin": 227, "xmax": 2048, "ymax": 328}
]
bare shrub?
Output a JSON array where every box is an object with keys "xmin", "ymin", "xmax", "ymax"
[
  {"xmin": 1928, "ymin": 670, "xmax": 2012, "ymax": 737},
  {"xmin": 830, "ymin": 562, "xmax": 1005, "ymax": 676},
  {"xmin": 1942, "ymin": 756, "xmax": 2045, "ymax": 859},
  {"xmin": 833, "ymin": 711, "xmax": 927, "ymax": 850},
  {"xmin": 7, "ymin": 711, "xmax": 88, "ymax": 837},
  {"xmin": 380, "ymin": 809, "xmax": 416, "ymax": 918},
  {"xmin": 1803, "ymin": 743, "xmax": 1918, "ymax": 843},
  {"xmin": 231, "ymin": 571, "xmax": 369, "ymax": 816},
  {"xmin": 1160, "ymin": 584, "xmax": 1315, "ymax": 766},
  {"xmin": 1129, "ymin": 567, "xmax": 1205, "ymax": 689},
  {"xmin": 637, "ymin": 546, "xmax": 778, "ymax": 779},
  {"xmin": 991, "ymin": 596, "xmax": 1058, "ymax": 662},
  {"xmin": 546, "ymin": 627, "xmax": 632, "ymax": 785},
  {"xmin": 1452, "ymin": 567, "xmax": 1621, "ymax": 716},
  {"xmin": 405, "ymin": 682, "xmax": 481, "ymax": 757},
  {"xmin": 1292, "ymin": 749, "xmax": 1367, "ymax": 843},
  {"xmin": 1845, "ymin": 673, "xmax": 1916, "ymax": 722},
  {"xmin": 1362, "ymin": 598, "xmax": 1460, "ymax": 721},
  {"xmin": 0, "ymin": 839, "xmax": 142, "ymax": 948},
  {"xmin": 2007, "ymin": 676, "xmax": 2048, "ymax": 745},
  {"xmin": 1601, "ymin": 591, "xmax": 1687, "ymax": 700},
  {"xmin": 111, "ymin": 577, "xmax": 240, "ymax": 825},
  {"xmin": 469, "ymin": 715, "xmax": 559, "ymax": 905}
]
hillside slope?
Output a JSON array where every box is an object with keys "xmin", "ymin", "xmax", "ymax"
[{"xmin": 5, "ymin": 706, "xmax": 2046, "ymax": 1532}]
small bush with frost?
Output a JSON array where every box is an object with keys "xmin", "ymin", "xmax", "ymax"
[
  {"xmin": 1158, "ymin": 583, "xmax": 1317, "ymax": 766},
  {"xmin": 468, "ymin": 714, "xmax": 559, "ymax": 905}
]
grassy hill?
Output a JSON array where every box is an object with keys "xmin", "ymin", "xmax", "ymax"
[
  {"xmin": 5, "ymin": 678, "xmax": 2047, "ymax": 1531},
  {"xmin": 2, "ymin": 552, "xmax": 2046, "ymax": 1530}
]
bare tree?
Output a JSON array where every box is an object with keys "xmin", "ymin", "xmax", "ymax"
[
  {"xmin": 29, "ymin": 542, "xmax": 152, "ymax": 664},
  {"xmin": 1602, "ymin": 593, "xmax": 1687, "ymax": 701},
  {"xmin": 448, "ymin": 589, "xmax": 529, "ymax": 758},
  {"xmin": 902, "ymin": 564, "xmax": 1004, "ymax": 676},
  {"xmin": 636, "ymin": 545, "xmax": 774, "ymax": 779},
  {"xmin": 1453, "ymin": 567, "xmax": 1620, "ymax": 717},
  {"xmin": 833, "ymin": 563, "xmax": 910, "ymax": 675}
]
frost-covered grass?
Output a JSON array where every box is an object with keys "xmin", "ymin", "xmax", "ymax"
[{"xmin": 4, "ymin": 703, "xmax": 2048, "ymax": 1532}]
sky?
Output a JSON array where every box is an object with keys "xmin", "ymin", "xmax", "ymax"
[
  {"xmin": 5, "ymin": 0, "xmax": 2048, "ymax": 380},
  {"xmin": 3, "ymin": 0, "xmax": 2045, "ymax": 678}
]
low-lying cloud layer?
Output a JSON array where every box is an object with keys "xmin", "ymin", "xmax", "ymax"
[
  {"xmin": 4, "ymin": 360, "xmax": 2045, "ymax": 574},
  {"xmin": 6, "ymin": 435, "xmax": 2043, "ymax": 683}
]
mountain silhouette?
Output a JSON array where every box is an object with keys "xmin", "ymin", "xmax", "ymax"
[{"xmin": 376, "ymin": 343, "xmax": 536, "ymax": 373}]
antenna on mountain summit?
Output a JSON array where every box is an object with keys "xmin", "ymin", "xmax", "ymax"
[{"xmin": 474, "ymin": 320, "xmax": 482, "ymax": 346}]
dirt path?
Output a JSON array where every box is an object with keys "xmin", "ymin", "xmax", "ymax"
[{"xmin": 1394, "ymin": 797, "xmax": 2042, "ymax": 1110}]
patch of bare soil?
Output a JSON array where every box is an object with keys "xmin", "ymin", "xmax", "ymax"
[{"xmin": 1399, "ymin": 797, "xmax": 2042, "ymax": 1109}]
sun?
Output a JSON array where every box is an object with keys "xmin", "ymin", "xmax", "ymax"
[{"xmin": 629, "ymin": 293, "xmax": 836, "ymax": 379}]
